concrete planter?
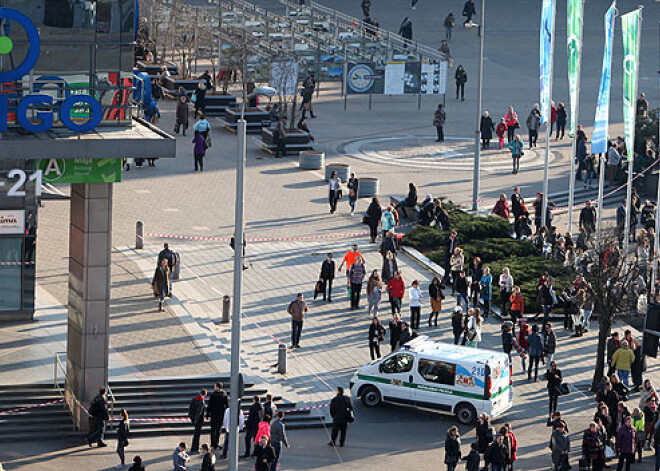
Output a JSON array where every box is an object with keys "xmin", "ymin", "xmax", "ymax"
[
  {"xmin": 299, "ymin": 151, "xmax": 325, "ymax": 170},
  {"xmin": 358, "ymin": 177, "xmax": 379, "ymax": 198},
  {"xmin": 325, "ymin": 163, "xmax": 350, "ymax": 182}
]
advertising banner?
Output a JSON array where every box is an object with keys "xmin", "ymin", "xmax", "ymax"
[
  {"xmin": 421, "ymin": 62, "xmax": 447, "ymax": 95},
  {"xmin": 592, "ymin": 2, "xmax": 616, "ymax": 155},
  {"xmin": 0, "ymin": 210, "xmax": 25, "ymax": 235},
  {"xmin": 621, "ymin": 9, "xmax": 641, "ymax": 156},
  {"xmin": 36, "ymin": 159, "xmax": 122, "ymax": 184},
  {"xmin": 566, "ymin": 0, "xmax": 583, "ymax": 136},
  {"xmin": 539, "ymin": 0, "xmax": 556, "ymax": 125},
  {"xmin": 346, "ymin": 63, "xmax": 384, "ymax": 94}
]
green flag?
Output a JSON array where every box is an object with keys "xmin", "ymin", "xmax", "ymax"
[
  {"xmin": 621, "ymin": 9, "xmax": 641, "ymax": 156},
  {"xmin": 566, "ymin": 0, "xmax": 583, "ymax": 137}
]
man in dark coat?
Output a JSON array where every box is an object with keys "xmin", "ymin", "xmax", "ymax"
[
  {"xmin": 243, "ymin": 395, "xmax": 264, "ymax": 457},
  {"xmin": 398, "ymin": 17, "xmax": 413, "ymax": 40},
  {"xmin": 579, "ymin": 201, "xmax": 597, "ymax": 234},
  {"xmin": 188, "ymin": 388, "xmax": 207, "ymax": 453},
  {"xmin": 87, "ymin": 387, "xmax": 110, "ymax": 447},
  {"xmin": 511, "ymin": 187, "xmax": 525, "ymax": 221},
  {"xmin": 206, "ymin": 382, "xmax": 228, "ymax": 450},
  {"xmin": 329, "ymin": 387, "xmax": 353, "ymax": 447},
  {"xmin": 433, "ymin": 104, "xmax": 446, "ymax": 142},
  {"xmin": 455, "ymin": 66, "xmax": 467, "ymax": 101},
  {"xmin": 319, "ymin": 253, "xmax": 335, "ymax": 302},
  {"xmin": 462, "ymin": 0, "xmax": 477, "ymax": 23}
]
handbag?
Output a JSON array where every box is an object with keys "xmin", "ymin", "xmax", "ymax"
[
  {"xmin": 467, "ymin": 328, "xmax": 477, "ymax": 341},
  {"xmin": 205, "ymin": 135, "xmax": 212, "ymax": 149},
  {"xmin": 315, "ymin": 280, "xmax": 325, "ymax": 293},
  {"xmin": 560, "ymin": 455, "xmax": 571, "ymax": 471},
  {"xmin": 362, "ymin": 215, "xmax": 370, "ymax": 225},
  {"xmin": 578, "ymin": 457, "xmax": 589, "ymax": 471},
  {"xmin": 347, "ymin": 409, "xmax": 355, "ymax": 423},
  {"xmin": 191, "ymin": 93, "xmax": 197, "ymax": 103}
]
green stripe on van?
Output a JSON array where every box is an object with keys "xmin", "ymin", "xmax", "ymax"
[{"xmin": 357, "ymin": 374, "xmax": 510, "ymax": 400}]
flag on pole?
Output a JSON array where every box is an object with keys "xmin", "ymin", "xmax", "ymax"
[
  {"xmin": 621, "ymin": 8, "xmax": 641, "ymax": 157},
  {"xmin": 567, "ymin": 0, "xmax": 583, "ymax": 137},
  {"xmin": 539, "ymin": 0, "xmax": 555, "ymax": 126},
  {"xmin": 592, "ymin": 1, "xmax": 616, "ymax": 155}
]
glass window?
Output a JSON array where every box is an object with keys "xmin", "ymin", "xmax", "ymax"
[
  {"xmin": 380, "ymin": 353, "xmax": 414, "ymax": 374},
  {"xmin": 0, "ymin": 237, "xmax": 23, "ymax": 311},
  {"xmin": 418, "ymin": 359, "xmax": 456, "ymax": 386}
]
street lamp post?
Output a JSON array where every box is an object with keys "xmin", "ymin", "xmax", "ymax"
[{"xmin": 472, "ymin": 0, "xmax": 485, "ymax": 211}]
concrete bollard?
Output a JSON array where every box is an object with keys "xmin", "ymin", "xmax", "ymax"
[
  {"xmin": 136, "ymin": 221, "xmax": 144, "ymax": 249},
  {"xmin": 277, "ymin": 344, "xmax": 287, "ymax": 374},
  {"xmin": 222, "ymin": 296, "xmax": 230, "ymax": 323}
]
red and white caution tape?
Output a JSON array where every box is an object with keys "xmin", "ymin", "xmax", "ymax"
[
  {"xmin": 145, "ymin": 232, "xmax": 370, "ymax": 243},
  {"xmin": 0, "ymin": 398, "xmax": 65, "ymax": 416}
]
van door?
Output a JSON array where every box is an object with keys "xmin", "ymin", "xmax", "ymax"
[
  {"xmin": 365, "ymin": 352, "xmax": 416, "ymax": 406},
  {"xmin": 413, "ymin": 358, "xmax": 457, "ymax": 413}
]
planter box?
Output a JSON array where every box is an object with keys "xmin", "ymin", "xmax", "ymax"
[
  {"xmin": 260, "ymin": 128, "xmax": 314, "ymax": 154},
  {"xmin": 299, "ymin": 151, "xmax": 325, "ymax": 170},
  {"xmin": 161, "ymin": 76, "xmax": 203, "ymax": 98},
  {"xmin": 325, "ymin": 163, "xmax": 350, "ymax": 182},
  {"xmin": 224, "ymin": 107, "xmax": 270, "ymax": 134},
  {"xmin": 203, "ymin": 93, "xmax": 238, "ymax": 117},
  {"xmin": 358, "ymin": 177, "xmax": 379, "ymax": 198},
  {"xmin": 136, "ymin": 61, "xmax": 179, "ymax": 78}
]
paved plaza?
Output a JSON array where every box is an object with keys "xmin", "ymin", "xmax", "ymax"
[{"xmin": 2, "ymin": 0, "xmax": 660, "ymax": 469}]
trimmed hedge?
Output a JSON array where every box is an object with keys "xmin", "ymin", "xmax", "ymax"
[{"xmin": 404, "ymin": 210, "xmax": 575, "ymax": 314}]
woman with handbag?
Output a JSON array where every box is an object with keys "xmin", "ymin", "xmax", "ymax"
[
  {"xmin": 504, "ymin": 106, "xmax": 519, "ymax": 143},
  {"xmin": 368, "ymin": 317, "xmax": 386, "ymax": 360},
  {"xmin": 480, "ymin": 266, "xmax": 493, "ymax": 319},
  {"xmin": 465, "ymin": 309, "xmax": 482, "ymax": 348},
  {"xmin": 116, "ymin": 408, "xmax": 130, "ymax": 468},
  {"xmin": 428, "ymin": 277, "xmax": 445, "ymax": 327},
  {"xmin": 152, "ymin": 258, "xmax": 170, "ymax": 312},
  {"xmin": 347, "ymin": 174, "xmax": 359, "ymax": 216},
  {"xmin": 546, "ymin": 361, "xmax": 563, "ymax": 418},
  {"xmin": 328, "ymin": 171, "xmax": 342, "ymax": 214}
]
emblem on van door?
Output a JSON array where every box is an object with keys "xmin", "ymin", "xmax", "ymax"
[
  {"xmin": 456, "ymin": 374, "xmax": 476, "ymax": 387},
  {"xmin": 391, "ymin": 379, "xmax": 403, "ymax": 387}
]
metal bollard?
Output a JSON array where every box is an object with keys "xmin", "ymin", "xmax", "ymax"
[
  {"xmin": 277, "ymin": 344, "xmax": 287, "ymax": 374},
  {"xmin": 222, "ymin": 296, "xmax": 230, "ymax": 323},
  {"xmin": 136, "ymin": 221, "xmax": 144, "ymax": 249}
]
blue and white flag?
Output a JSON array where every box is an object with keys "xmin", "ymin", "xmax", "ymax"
[
  {"xmin": 539, "ymin": 0, "xmax": 555, "ymax": 126},
  {"xmin": 592, "ymin": 1, "xmax": 616, "ymax": 155}
]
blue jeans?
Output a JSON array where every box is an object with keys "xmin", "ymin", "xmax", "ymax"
[
  {"xmin": 87, "ymin": 418, "xmax": 105, "ymax": 444},
  {"xmin": 456, "ymin": 294, "xmax": 469, "ymax": 312},
  {"xmin": 222, "ymin": 431, "xmax": 230, "ymax": 458},
  {"xmin": 491, "ymin": 464, "xmax": 504, "ymax": 471},
  {"xmin": 618, "ymin": 369, "xmax": 630, "ymax": 386},
  {"xmin": 446, "ymin": 27, "xmax": 452, "ymax": 40},
  {"xmin": 271, "ymin": 442, "xmax": 281, "ymax": 471},
  {"xmin": 349, "ymin": 196, "xmax": 357, "ymax": 212},
  {"xmin": 291, "ymin": 320, "xmax": 303, "ymax": 347},
  {"xmin": 582, "ymin": 309, "xmax": 592, "ymax": 329},
  {"xmin": 654, "ymin": 444, "xmax": 660, "ymax": 470}
]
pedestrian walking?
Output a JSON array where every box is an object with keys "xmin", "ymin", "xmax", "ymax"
[
  {"xmin": 636, "ymin": 92, "xmax": 648, "ymax": 118},
  {"xmin": 543, "ymin": 323, "xmax": 557, "ymax": 368},
  {"xmin": 367, "ymin": 270, "xmax": 382, "ymax": 317},
  {"xmin": 476, "ymin": 413, "xmax": 494, "ymax": 454},
  {"xmin": 444, "ymin": 425, "xmax": 462, "ymax": 471},
  {"xmin": 462, "ymin": 0, "xmax": 476, "ymax": 24},
  {"xmin": 616, "ymin": 416, "xmax": 636, "ymax": 471},
  {"xmin": 480, "ymin": 111, "xmax": 495, "ymax": 149},
  {"xmin": 368, "ymin": 317, "xmax": 386, "ymax": 360},
  {"xmin": 301, "ymin": 73, "xmax": 316, "ymax": 119},
  {"xmin": 444, "ymin": 230, "xmax": 460, "ymax": 285},
  {"xmin": 287, "ymin": 293, "xmax": 308, "ymax": 349},
  {"xmin": 207, "ymin": 382, "xmax": 228, "ymax": 450},
  {"xmin": 274, "ymin": 116, "xmax": 288, "ymax": 158},
  {"xmin": 398, "ymin": 17, "xmax": 413, "ymax": 41},
  {"xmin": 466, "ymin": 308, "xmax": 482, "ymax": 348},
  {"xmin": 498, "ymin": 267, "xmax": 514, "ymax": 317},
  {"xmin": 501, "ymin": 322, "xmax": 514, "ymax": 364},
  {"xmin": 485, "ymin": 434, "xmax": 508, "ymax": 471},
  {"xmin": 508, "ymin": 135, "xmax": 524, "ymax": 174},
  {"xmin": 480, "ymin": 266, "xmax": 492, "ymax": 318},
  {"xmin": 188, "ymin": 389, "xmax": 207, "ymax": 453},
  {"xmin": 550, "ymin": 421, "xmax": 570, "ymax": 471},
  {"xmin": 243, "ymin": 396, "xmax": 264, "ymax": 458},
  {"xmin": 329, "ymin": 387, "xmax": 354, "ymax": 447},
  {"xmin": 468, "ymin": 257, "xmax": 482, "ymax": 308},
  {"xmin": 546, "ymin": 361, "xmax": 563, "ymax": 418},
  {"xmin": 253, "ymin": 435, "xmax": 276, "ymax": 471},
  {"xmin": 361, "ymin": 0, "xmax": 370, "ymax": 17},
  {"xmin": 455, "ymin": 65, "xmax": 467, "ymax": 101},
  {"xmin": 582, "ymin": 422, "xmax": 606, "ymax": 471},
  {"xmin": 193, "ymin": 82, "xmax": 206, "ymax": 116},
  {"xmin": 347, "ymin": 173, "xmax": 359, "ymax": 215},
  {"xmin": 380, "ymin": 231, "xmax": 398, "ymax": 261},
  {"xmin": 428, "ymin": 276, "xmax": 445, "ymax": 326},
  {"xmin": 270, "ymin": 411, "xmax": 289, "ymax": 471},
  {"xmin": 151, "ymin": 257, "xmax": 170, "ymax": 312},
  {"xmin": 192, "ymin": 130, "xmax": 206, "ymax": 172},
  {"xmin": 509, "ymin": 286, "xmax": 524, "ymax": 330},
  {"xmin": 366, "ymin": 198, "xmax": 382, "ymax": 244},
  {"xmin": 328, "ymin": 171, "xmax": 341, "ymax": 214},
  {"xmin": 455, "ymin": 270, "xmax": 469, "ymax": 313},
  {"xmin": 526, "ymin": 105, "xmax": 541, "ymax": 147},
  {"xmin": 409, "ymin": 280, "xmax": 422, "ymax": 330},
  {"xmin": 451, "ymin": 306, "xmax": 464, "ymax": 345},
  {"xmin": 387, "ymin": 270, "xmax": 405, "ymax": 315},
  {"xmin": 339, "ymin": 244, "xmax": 364, "ymax": 289},
  {"xmin": 464, "ymin": 442, "xmax": 480, "ymax": 471},
  {"xmin": 87, "ymin": 386, "xmax": 110, "ymax": 448},
  {"xmin": 381, "ymin": 206, "xmax": 396, "ymax": 239},
  {"xmin": 221, "ymin": 407, "xmax": 245, "ymax": 459},
  {"xmin": 116, "ymin": 408, "xmax": 130, "ymax": 468},
  {"xmin": 632, "ymin": 407, "xmax": 645, "ymax": 463},
  {"xmin": 611, "ymin": 340, "xmax": 635, "ymax": 387},
  {"xmin": 496, "ymin": 118, "xmax": 507, "ymax": 149},
  {"xmin": 434, "ymin": 103, "xmax": 446, "ymax": 142},
  {"xmin": 193, "ymin": 113, "xmax": 210, "ymax": 139},
  {"xmin": 505, "ymin": 107, "xmax": 519, "ymax": 143},
  {"xmin": 172, "ymin": 442, "xmax": 189, "ymax": 471},
  {"xmin": 381, "ymin": 250, "xmax": 398, "ymax": 284},
  {"xmin": 199, "ymin": 444, "xmax": 215, "ymax": 471},
  {"xmin": 349, "ymin": 257, "xmax": 367, "ymax": 309},
  {"xmin": 450, "ymin": 248, "xmax": 464, "ymax": 293},
  {"xmin": 175, "ymin": 95, "xmax": 189, "ymax": 136},
  {"xmin": 388, "ymin": 313, "xmax": 402, "ymax": 351},
  {"xmin": 555, "ymin": 103, "xmax": 567, "ymax": 139},
  {"xmin": 316, "ymin": 253, "xmax": 335, "ymax": 302},
  {"xmin": 527, "ymin": 324, "xmax": 542, "ymax": 381}
]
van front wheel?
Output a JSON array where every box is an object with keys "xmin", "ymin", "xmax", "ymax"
[
  {"xmin": 455, "ymin": 403, "xmax": 477, "ymax": 425},
  {"xmin": 361, "ymin": 386, "xmax": 381, "ymax": 407}
]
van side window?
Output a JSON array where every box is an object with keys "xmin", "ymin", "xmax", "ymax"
[
  {"xmin": 418, "ymin": 359, "xmax": 456, "ymax": 386},
  {"xmin": 380, "ymin": 353, "xmax": 415, "ymax": 374}
]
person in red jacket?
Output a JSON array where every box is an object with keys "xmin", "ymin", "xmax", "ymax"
[
  {"xmin": 504, "ymin": 423, "xmax": 518, "ymax": 469},
  {"xmin": 492, "ymin": 194, "xmax": 510, "ymax": 219},
  {"xmin": 504, "ymin": 106, "xmax": 519, "ymax": 143},
  {"xmin": 496, "ymin": 118, "xmax": 508, "ymax": 149},
  {"xmin": 550, "ymin": 101, "xmax": 557, "ymax": 135},
  {"xmin": 509, "ymin": 286, "xmax": 524, "ymax": 329},
  {"xmin": 386, "ymin": 270, "xmax": 405, "ymax": 316}
]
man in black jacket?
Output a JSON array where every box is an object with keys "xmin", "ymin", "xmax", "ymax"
[
  {"xmin": 207, "ymin": 382, "xmax": 228, "ymax": 450},
  {"xmin": 243, "ymin": 396, "xmax": 264, "ymax": 458},
  {"xmin": 329, "ymin": 387, "xmax": 353, "ymax": 447},
  {"xmin": 87, "ymin": 386, "xmax": 110, "ymax": 447},
  {"xmin": 511, "ymin": 187, "xmax": 525, "ymax": 221},
  {"xmin": 579, "ymin": 200, "xmax": 597, "ymax": 235},
  {"xmin": 188, "ymin": 388, "xmax": 207, "ymax": 453},
  {"xmin": 318, "ymin": 253, "xmax": 335, "ymax": 302}
]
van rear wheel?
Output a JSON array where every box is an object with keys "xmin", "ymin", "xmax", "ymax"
[
  {"xmin": 455, "ymin": 403, "xmax": 477, "ymax": 425},
  {"xmin": 361, "ymin": 386, "xmax": 381, "ymax": 407}
]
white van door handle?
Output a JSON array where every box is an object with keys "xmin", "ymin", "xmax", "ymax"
[{"xmin": 408, "ymin": 375, "xmax": 413, "ymax": 383}]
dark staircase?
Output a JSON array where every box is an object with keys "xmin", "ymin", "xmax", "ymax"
[{"xmin": 0, "ymin": 376, "xmax": 324, "ymax": 442}]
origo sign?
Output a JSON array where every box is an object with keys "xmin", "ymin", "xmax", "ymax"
[{"xmin": 0, "ymin": 8, "xmax": 103, "ymax": 133}]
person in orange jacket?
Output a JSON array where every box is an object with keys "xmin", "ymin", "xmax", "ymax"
[
  {"xmin": 496, "ymin": 118, "xmax": 508, "ymax": 149},
  {"xmin": 509, "ymin": 286, "xmax": 524, "ymax": 331}
]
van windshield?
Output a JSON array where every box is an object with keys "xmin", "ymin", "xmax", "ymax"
[{"xmin": 380, "ymin": 353, "xmax": 414, "ymax": 374}]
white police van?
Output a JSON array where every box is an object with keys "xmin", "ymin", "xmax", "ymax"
[{"xmin": 349, "ymin": 336, "xmax": 514, "ymax": 424}]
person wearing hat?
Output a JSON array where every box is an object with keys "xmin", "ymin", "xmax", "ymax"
[
  {"xmin": 451, "ymin": 306, "xmax": 464, "ymax": 345},
  {"xmin": 611, "ymin": 340, "xmax": 635, "ymax": 387}
]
